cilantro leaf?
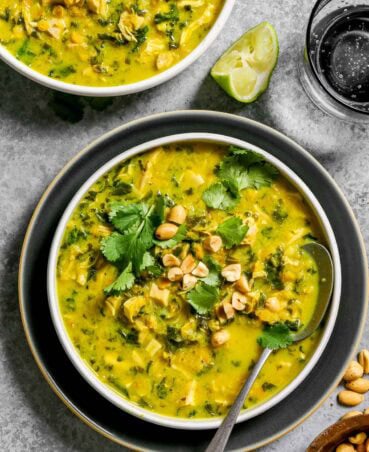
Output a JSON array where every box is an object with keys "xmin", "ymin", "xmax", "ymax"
[
  {"xmin": 216, "ymin": 217, "xmax": 248, "ymax": 249},
  {"xmin": 202, "ymin": 182, "xmax": 239, "ymax": 211},
  {"xmin": 101, "ymin": 232, "xmax": 129, "ymax": 263},
  {"xmin": 154, "ymin": 224, "xmax": 187, "ymax": 249},
  {"xmin": 140, "ymin": 252, "xmax": 163, "ymax": 277},
  {"xmin": 109, "ymin": 203, "xmax": 147, "ymax": 233},
  {"xmin": 217, "ymin": 147, "xmax": 278, "ymax": 191},
  {"xmin": 186, "ymin": 283, "xmax": 220, "ymax": 315},
  {"xmin": 201, "ymin": 256, "xmax": 221, "ymax": 287},
  {"xmin": 104, "ymin": 263, "xmax": 135, "ymax": 295},
  {"xmin": 257, "ymin": 323, "xmax": 293, "ymax": 350},
  {"xmin": 150, "ymin": 194, "xmax": 165, "ymax": 228}
]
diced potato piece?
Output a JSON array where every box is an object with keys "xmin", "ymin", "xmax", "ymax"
[
  {"xmin": 149, "ymin": 283, "xmax": 170, "ymax": 306},
  {"xmin": 146, "ymin": 338, "xmax": 162, "ymax": 357}
]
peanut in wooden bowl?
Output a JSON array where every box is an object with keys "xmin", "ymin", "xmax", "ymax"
[{"xmin": 308, "ymin": 414, "xmax": 369, "ymax": 452}]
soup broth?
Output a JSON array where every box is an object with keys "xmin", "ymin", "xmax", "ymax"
[
  {"xmin": 0, "ymin": 0, "xmax": 223, "ymax": 87},
  {"xmin": 56, "ymin": 142, "xmax": 323, "ymax": 419}
]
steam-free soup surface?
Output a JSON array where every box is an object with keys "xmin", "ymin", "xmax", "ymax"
[
  {"xmin": 0, "ymin": 1, "xmax": 223, "ymax": 87},
  {"xmin": 57, "ymin": 142, "xmax": 322, "ymax": 419}
]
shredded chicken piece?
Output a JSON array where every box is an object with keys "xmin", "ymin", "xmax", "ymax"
[
  {"xmin": 22, "ymin": 0, "xmax": 37, "ymax": 35},
  {"xmin": 118, "ymin": 11, "xmax": 145, "ymax": 42},
  {"xmin": 180, "ymin": 4, "xmax": 215, "ymax": 48},
  {"xmin": 86, "ymin": 0, "xmax": 107, "ymax": 16},
  {"xmin": 46, "ymin": 18, "xmax": 66, "ymax": 39}
]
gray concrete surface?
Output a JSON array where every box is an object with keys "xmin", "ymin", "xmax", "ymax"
[{"xmin": 0, "ymin": 0, "xmax": 368, "ymax": 450}]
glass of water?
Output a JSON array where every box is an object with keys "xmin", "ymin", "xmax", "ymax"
[{"xmin": 300, "ymin": 0, "xmax": 369, "ymax": 122}]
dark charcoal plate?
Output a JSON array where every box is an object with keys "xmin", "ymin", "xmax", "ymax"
[{"xmin": 19, "ymin": 111, "xmax": 368, "ymax": 451}]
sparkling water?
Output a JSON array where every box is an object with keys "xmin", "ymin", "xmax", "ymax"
[{"xmin": 310, "ymin": 6, "xmax": 369, "ymax": 112}]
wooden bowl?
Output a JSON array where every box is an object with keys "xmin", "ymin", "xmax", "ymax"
[{"xmin": 308, "ymin": 414, "xmax": 369, "ymax": 451}]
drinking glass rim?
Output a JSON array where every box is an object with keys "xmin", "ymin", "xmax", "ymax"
[{"xmin": 305, "ymin": 0, "xmax": 369, "ymax": 116}]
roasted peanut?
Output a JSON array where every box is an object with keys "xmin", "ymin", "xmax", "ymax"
[
  {"xmin": 181, "ymin": 254, "xmax": 197, "ymax": 274},
  {"xmin": 167, "ymin": 267, "xmax": 183, "ymax": 282},
  {"xmin": 192, "ymin": 262, "xmax": 209, "ymax": 278},
  {"xmin": 155, "ymin": 223, "xmax": 178, "ymax": 240},
  {"xmin": 167, "ymin": 205, "xmax": 186, "ymax": 224},
  {"xmin": 222, "ymin": 264, "xmax": 242, "ymax": 282},
  {"xmin": 182, "ymin": 274, "xmax": 197, "ymax": 291},
  {"xmin": 203, "ymin": 235, "xmax": 223, "ymax": 253},
  {"xmin": 221, "ymin": 302, "xmax": 235, "ymax": 320},
  {"xmin": 265, "ymin": 297, "xmax": 282, "ymax": 312},
  {"xmin": 211, "ymin": 329, "xmax": 230, "ymax": 347},
  {"xmin": 349, "ymin": 432, "xmax": 367, "ymax": 445},
  {"xmin": 234, "ymin": 274, "xmax": 251, "ymax": 294},
  {"xmin": 341, "ymin": 411, "xmax": 363, "ymax": 420},
  {"xmin": 336, "ymin": 444, "xmax": 355, "ymax": 452},
  {"xmin": 359, "ymin": 350, "xmax": 369, "ymax": 374},
  {"xmin": 346, "ymin": 378, "xmax": 369, "ymax": 394},
  {"xmin": 343, "ymin": 361, "xmax": 364, "ymax": 381},
  {"xmin": 162, "ymin": 253, "xmax": 181, "ymax": 267},
  {"xmin": 338, "ymin": 390, "xmax": 364, "ymax": 406},
  {"xmin": 231, "ymin": 291, "xmax": 247, "ymax": 311}
]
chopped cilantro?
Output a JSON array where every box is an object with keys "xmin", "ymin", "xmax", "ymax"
[
  {"xmin": 264, "ymin": 248, "xmax": 284, "ymax": 290},
  {"xmin": 104, "ymin": 263, "xmax": 135, "ymax": 295},
  {"xmin": 262, "ymin": 382, "xmax": 276, "ymax": 391},
  {"xmin": 200, "ymin": 256, "xmax": 221, "ymax": 287},
  {"xmin": 217, "ymin": 147, "xmax": 279, "ymax": 191},
  {"xmin": 216, "ymin": 217, "xmax": 248, "ymax": 249},
  {"xmin": 257, "ymin": 323, "xmax": 293, "ymax": 350},
  {"xmin": 202, "ymin": 182, "xmax": 239, "ymax": 211},
  {"xmin": 132, "ymin": 25, "xmax": 149, "ymax": 52},
  {"xmin": 154, "ymin": 4, "xmax": 179, "ymax": 24},
  {"xmin": 186, "ymin": 283, "xmax": 219, "ymax": 315},
  {"xmin": 101, "ymin": 197, "xmax": 164, "ymax": 293},
  {"xmin": 156, "ymin": 378, "xmax": 169, "ymax": 399},
  {"xmin": 272, "ymin": 200, "xmax": 288, "ymax": 223}
]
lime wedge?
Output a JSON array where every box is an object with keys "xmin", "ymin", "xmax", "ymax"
[{"xmin": 211, "ymin": 22, "xmax": 279, "ymax": 103}]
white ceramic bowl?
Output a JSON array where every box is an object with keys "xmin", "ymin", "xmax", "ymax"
[
  {"xmin": 47, "ymin": 132, "xmax": 342, "ymax": 430},
  {"xmin": 0, "ymin": 2, "xmax": 235, "ymax": 97}
]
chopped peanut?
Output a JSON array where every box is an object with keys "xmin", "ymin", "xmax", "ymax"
[
  {"xmin": 181, "ymin": 254, "xmax": 197, "ymax": 274},
  {"xmin": 203, "ymin": 235, "xmax": 222, "ymax": 253},
  {"xmin": 222, "ymin": 264, "xmax": 242, "ymax": 282},
  {"xmin": 192, "ymin": 262, "xmax": 209, "ymax": 278},
  {"xmin": 167, "ymin": 267, "xmax": 183, "ymax": 282},
  {"xmin": 211, "ymin": 330, "xmax": 230, "ymax": 347},
  {"xmin": 162, "ymin": 253, "xmax": 181, "ymax": 267},
  {"xmin": 182, "ymin": 274, "xmax": 197, "ymax": 291}
]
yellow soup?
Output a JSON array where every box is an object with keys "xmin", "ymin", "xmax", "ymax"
[
  {"xmin": 56, "ymin": 142, "xmax": 323, "ymax": 420},
  {"xmin": 0, "ymin": 0, "xmax": 224, "ymax": 87}
]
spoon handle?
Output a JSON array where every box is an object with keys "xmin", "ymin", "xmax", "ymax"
[{"xmin": 205, "ymin": 348, "xmax": 273, "ymax": 452}]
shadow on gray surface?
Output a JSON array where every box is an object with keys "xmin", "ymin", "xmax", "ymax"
[{"xmin": 0, "ymin": 206, "xmax": 124, "ymax": 452}]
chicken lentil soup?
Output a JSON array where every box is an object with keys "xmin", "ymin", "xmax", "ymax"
[
  {"xmin": 0, "ymin": 0, "xmax": 223, "ymax": 87},
  {"xmin": 56, "ymin": 142, "xmax": 324, "ymax": 419}
]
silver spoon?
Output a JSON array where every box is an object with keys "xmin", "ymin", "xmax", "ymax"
[{"xmin": 205, "ymin": 242, "xmax": 334, "ymax": 452}]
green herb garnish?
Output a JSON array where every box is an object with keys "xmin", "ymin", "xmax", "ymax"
[
  {"xmin": 202, "ymin": 147, "xmax": 278, "ymax": 211},
  {"xmin": 101, "ymin": 196, "xmax": 167, "ymax": 294},
  {"xmin": 187, "ymin": 283, "xmax": 219, "ymax": 315},
  {"xmin": 216, "ymin": 217, "xmax": 248, "ymax": 249},
  {"xmin": 202, "ymin": 182, "xmax": 239, "ymax": 211},
  {"xmin": 257, "ymin": 323, "xmax": 293, "ymax": 350}
]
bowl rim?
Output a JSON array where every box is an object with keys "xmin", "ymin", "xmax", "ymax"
[
  {"xmin": 47, "ymin": 132, "xmax": 342, "ymax": 431},
  {"xmin": 0, "ymin": 1, "xmax": 235, "ymax": 97}
]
